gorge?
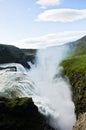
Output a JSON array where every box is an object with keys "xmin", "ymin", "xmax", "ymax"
[
  {"xmin": 0, "ymin": 45, "xmax": 76, "ymax": 130},
  {"xmin": 0, "ymin": 35, "xmax": 86, "ymax": 130}
]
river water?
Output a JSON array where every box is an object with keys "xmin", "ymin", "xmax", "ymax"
[{"xmin": 0, "ymin": 46, "xmax": 76, "ymax": 130}]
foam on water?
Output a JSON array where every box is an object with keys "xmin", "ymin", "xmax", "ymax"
[
  {"xmin": 0, "ymin": 46, "xmax": 76, "ymax": 130},
  {"xmin": 28, "ymin": 46, "xmax": 76, "ymax": 130}
]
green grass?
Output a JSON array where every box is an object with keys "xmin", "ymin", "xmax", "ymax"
[
  {"xmin": 61, "ymin": 55, "xmax": 86, "ymax": 116},
  {"xmin": 0, "ymin": 96, "xmax": 53, "ymax": 130},
  {"xmin": 61, "ymin": 36, "xmax": 86, "ymax": 116},
  {"xmin": 0, "ymin": 96, "xmax": 55, "ymax": 130},
  {"xmin": 62, "ymin": 55, "xmax": 86, "ymax": 73},
  {"xmin": 71, "ymin": 42, "xmax": 86, "ymax": 56}
]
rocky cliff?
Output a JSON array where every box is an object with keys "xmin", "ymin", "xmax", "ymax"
[
  {"xmin": 0, "ymin": 96, "xmax": 54, "ymax": 130},
  {"xmin": 62, "ymin": 35, "xmax": 86, "ymax": 130}
]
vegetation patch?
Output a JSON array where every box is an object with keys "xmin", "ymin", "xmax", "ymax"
[
  {"xmin": 61, "ymin": 36, "xmax": 86, "ymax": 117},
  {"xmin": 0, "ymin": 96, "xmax": 54, "ymax": 130},
  {"xmin": 62, "ymin": 57, "xmax": 86, "ymax": 116}
]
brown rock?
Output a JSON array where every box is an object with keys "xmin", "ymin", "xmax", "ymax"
[{"xmin": 73, "ymin": 113, "xmax": 86, "ymax": 130}]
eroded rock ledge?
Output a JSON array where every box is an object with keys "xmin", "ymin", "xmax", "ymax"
[{"xmin": 0, "ymin": 96, "xmax": 54, "ymax": 130}]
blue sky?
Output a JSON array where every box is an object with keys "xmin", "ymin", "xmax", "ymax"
[{"xmin": 0, "ymin": 0, "xmax": 86, "ymax": 48}]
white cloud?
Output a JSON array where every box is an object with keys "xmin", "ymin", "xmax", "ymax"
[
  {"xmin": 36, "ymin": 9, "xmax": 86, "ymax": 22},
  {"xmin": 36, "ymin": 0, "xmax": 61, "ymax": 8},
  {"xmin": 13, "ymin": 31, "xmax": 86, "ymax": 49}
]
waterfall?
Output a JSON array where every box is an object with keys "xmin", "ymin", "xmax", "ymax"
[
  {"xmin": 0, "ymin": 46, "xmax": 76, "ymax": 130},
  {"xmin": 28, "ymin": 46, "xmax": 76, "ymax": 130}
]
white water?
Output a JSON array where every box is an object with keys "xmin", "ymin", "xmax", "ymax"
[
  {"xmin": 28, "ymin": 46, "xmax": 76, "ymax": 130},
  {"xmin": 0, "ymin": 46, "xmax": 76, "ymax": 130}
]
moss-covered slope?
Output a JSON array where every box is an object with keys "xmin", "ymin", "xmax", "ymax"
[
  {"xmin": 0, "ymin": 96, "xmax": 54, "ymax": 130},
  {"xmin": 69, "ymin": 35, "xmax": 86, "ymax": 57},
  {"xmin": 61, "ymin": 35, "xmax": 86, "ymax": 116},
  {"xmin": 62, "ymin": 56, "xmax": 86, "ymax": 116},
  {"xmin": 72, "ymin": 36, "xmax": 86, "ymax": 56}
]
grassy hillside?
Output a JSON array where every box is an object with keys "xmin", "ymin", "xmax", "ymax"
[
  {"xmin": 62, "ymin": 35, "xmax": 86, "ymax": 116},
  {"xmin": 70, "ymin": 35, "xmax": 86, "ymax": 56},
  {"xmin": 62, "ymin": 55, "xmax": 86, "ymax": 116}
]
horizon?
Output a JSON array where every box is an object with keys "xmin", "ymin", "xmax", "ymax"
[
  {"xmin": 0, "ymin": 0, "xmax": 86, "ymax": 48},
  {"xmin": 0, "ymin": 34, "xmax": 86, "ymax": 49}
]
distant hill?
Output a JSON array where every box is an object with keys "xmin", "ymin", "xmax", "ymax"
[
  {"xmin": 22, "ymin": 49, "xmax": 36, "ymax": 64},
  {"xmin": 68, "ymin": 35, "xmax": 86, "ymax": 56},
  {"xmin": 0, "ymin": 44, "xmax": 36, "ymax": 68}
]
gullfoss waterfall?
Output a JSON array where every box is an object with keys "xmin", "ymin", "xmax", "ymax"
[{"xmin": 0, "ymin": 46, "xmax": 76, "ymax": 130}]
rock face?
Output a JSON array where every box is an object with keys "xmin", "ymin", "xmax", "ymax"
[
  {"xmin": 61, "ymin": 36, "xmax": 86, "ymax": 130},
  {"xmin": 0, "ymin": 44, "xmax": 30, "ymax": 69},
  {"xmin": 73, "ymin": 113, "xmax": 86, "ymax": 130},
  {"xmin": 0, "ymin": 96, "xmax": 54, "ymax": 130},
  {"xmin": 62, "ymin": 56, "xmax": 86, "ymax": 117},
  {"xmin": 62, "ymin": 62, "xmax": 86, "ymax": 130}
]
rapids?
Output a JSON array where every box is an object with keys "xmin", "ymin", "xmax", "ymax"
[{"xmin": 0, "ymin": 46, "xmax": 76, "ymax": 130}]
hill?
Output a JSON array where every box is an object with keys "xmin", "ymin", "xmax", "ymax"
[
  {"xmin": 22, "ymin": 49, "xmax": 36, "ymax": 64},
  {"xmin": 0, "ymin": 44, "xmax": 36, "ymax": 69},
  {"xmin": 70, "ymin": 35, "xmax": 86, "ymax": 56},
  {"xmin": 62, "ymin": 35, "xmax": 86, "ymax": 117}
]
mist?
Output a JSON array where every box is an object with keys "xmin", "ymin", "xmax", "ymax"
[
  {"xmin": 28, "ymin": 46, "xmax": 76, "ymax": 130},
  {"xmin": 0, "ymin": 45, "xmax": 76, "ymax": 130}
]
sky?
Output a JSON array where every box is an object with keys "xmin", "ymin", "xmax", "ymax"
[{"xmin": 0, "ymin": 0, "xmax": 86, "ymax": 48}]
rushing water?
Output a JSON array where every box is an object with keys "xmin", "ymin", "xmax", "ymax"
[{"xmin": 0, "ymin": 46, "xmax": 76, "ymax": 130}]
